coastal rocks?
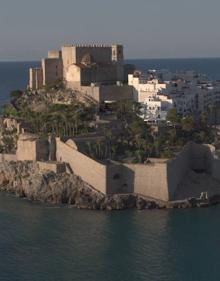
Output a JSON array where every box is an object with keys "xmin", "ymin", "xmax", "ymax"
[{"xmin": 136, "ymin": 197, "xmax": 147, "ymax": 210}]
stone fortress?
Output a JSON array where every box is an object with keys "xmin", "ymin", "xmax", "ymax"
[
  {"xmin": 2, "ymin": 127, "xmax": 220, "ymax": 203},
  {"xmin": 29, "ymin": 43, "xmax": 134, "ymax": 103}
]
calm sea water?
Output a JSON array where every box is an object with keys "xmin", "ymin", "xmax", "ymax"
[
  {"xmin": 1, "ymin": 59, "xmax": 220, "ymax": 281},
  {"xmin": 0, "ymin": 61, "xmax": 39, "ymax": 106},
  {"xmin": 1, "ymin": 193, "xmax": 220, "ymax": 281}
]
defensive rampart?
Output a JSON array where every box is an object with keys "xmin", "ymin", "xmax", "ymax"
[{"xmin": 56, "ymin": 138, "xmax": 107, "ymax": 193}]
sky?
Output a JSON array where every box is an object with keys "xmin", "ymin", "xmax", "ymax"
[{"xmin": 1, "ymin": 0, "xmax": 220, "ymax": 61}]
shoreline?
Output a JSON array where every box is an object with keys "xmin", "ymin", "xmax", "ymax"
[{"xmin": 0, "ymin": 160, "xmax": 220, "ymax": 211}]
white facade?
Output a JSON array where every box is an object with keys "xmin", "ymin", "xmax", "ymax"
[
  {"xmin": 129, "ymin": 70, "xmax": 220, "ymax": 121},
  {"xmin": 128, "ymin": 74, "xmax": 167, "ymax": 103},
  {"xmin": 128, "ymin": 73, "xmax": 173, "ymax": 122},
  {"xmin": 166, "ymin": 80, "xmax": 220, "ymax": 115}
]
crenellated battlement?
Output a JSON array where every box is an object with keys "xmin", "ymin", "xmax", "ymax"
[{"xmin": 63, "ymin": 43, "xmax": 122, "ymax": 48}]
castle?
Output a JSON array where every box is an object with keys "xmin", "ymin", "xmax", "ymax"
[{"xmin": 29, "ymin": 44, "xmax": 134, "ymax": 103}]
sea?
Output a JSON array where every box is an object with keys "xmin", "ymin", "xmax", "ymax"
[{"xmin": 1, "ymin": 58, "xmax": 220, "ymax": 281}]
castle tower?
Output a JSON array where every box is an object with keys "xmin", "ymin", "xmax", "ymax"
[{"xmin": 112, "ymin": 44, "xmax": 124, "ymax": 63}]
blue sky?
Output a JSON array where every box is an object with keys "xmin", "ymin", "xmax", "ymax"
[{"xmin": 1, "ymin": 0, "xmax": 220, "ymax": 61}]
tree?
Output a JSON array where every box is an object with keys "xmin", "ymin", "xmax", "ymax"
[
  {"xmin": 181, "ymin": 116, "xmax": 195, "ymax": 133},
  {"xmin": 10, "ymin": 90, "xmax": 22, "ymax": 100},
  {"xmin": 2, "ymin": 104, "xmax": 18, "ymax": 117},
  {"xmin": 166, "ymin": 108, "xmax": 180, "ymax": 124}
]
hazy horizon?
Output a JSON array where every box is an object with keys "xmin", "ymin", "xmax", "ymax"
[{"xmin": 1, "ymin": 0, "xmax": 220, "ymax": 61}]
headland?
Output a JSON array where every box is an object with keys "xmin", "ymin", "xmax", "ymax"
[{"xmin": 1, "ymin": 43, "xmax": 220, "ymax": 210}]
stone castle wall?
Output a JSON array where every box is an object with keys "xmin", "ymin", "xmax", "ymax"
[
  {"xmin": 55, "ymin": 139, "xmax": 218, "ymax": 201},
  {"xmin": 126, "ymin": 163, "xmax": 169, "ymax": 201},
  {"xmin": 99, "ymin": 85, "xmax": 133, "ymax": 102},
  {"xmin": 75, "ymin": 46, "xmax": 112, "ymax": 64},
  {"xmin": 56, "ymin": 138, "xmax": 107, "ymax": 193},
  {"xmin": 166, "ymin": 145, "xmax": 191, "ymax": 200},
  {"xmin": 29, "ymin": 68, "xmax": 43, "ymax": 90},
  {"xmin": 5, "ymin": 132, "xmax": 219, "ymax": 202},
  {"xmin": 0, "ymin": 154, "xmax": 17, "ymax": 162},
  {"xmin": 17, "ymin": 138, "xmax": 49, "ymax": 162},
  {"xmin": 37, "ymin": 161, "xmax": 66, "ymax": 174},
  {"xmin": 42, "ymin": 58, "xmax": 63, "ymax": 86},
  {"xmin": 55, "ymin": 138, "xmax": 169, "ymax": 200},
  {"xmin": 66, "ymin": 84, "xmax": 133, "ymax": 103},
  {"xmin": 167, "ymin": 143, "xmax": 215, "ymax": 200},
  {"xmin": 212, "ymin": 159, "xmax": 220, "ymax": 182}
]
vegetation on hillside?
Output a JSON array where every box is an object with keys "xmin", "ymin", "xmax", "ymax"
[
  {"xmin": 3, "ymin": 90, "xmax": 96, "ymax": 138},
  {"xmin": 0, "ymin": 89, "xmax": 217, "ymax": 162},
  {"xmin": 84, "ymin": 101, "xmax": 215, "ymax": 163}
]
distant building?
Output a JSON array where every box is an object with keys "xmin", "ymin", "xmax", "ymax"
[
  {"xmin": 129, "ymin": 69, "xmax": 220, "ymax": 119},
  {"xmin": 128, "ymin": 72, "xmax": 173, "ymax": 122},
  {"xmin": 166, "ymin": 76, "xmax": 220, "ymax": 115}
]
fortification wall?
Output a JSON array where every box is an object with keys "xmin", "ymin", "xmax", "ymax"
[
  {"xmin": 99, "ymin": 85, "xmax": 133, "ymax": 102},
  {"xmin": 105, "ymin": 161, "xmax": 169, "ymax": 201},
  {"xmin": 80, "ymin": 64, "xmax": 121, "ymax": 86},
  {"xmin": 48, "ymin": 50, "xmax": 61, "ymax": 59},
  {"xmin": 75, "ymin": 46, "xmax": 112, "ymax": 64},
  {"xmin": 66, "ymin": 65, "xmax": 81, "ymax": 85},
  {"xmin": 42, "ymin": 58, "xmax": 63, "ymax": 86},
  {"xmin": 38, "ymin": 161, "xmax": 66, "ymax": 174},
  {"xmin": 29, "ymin": 68, "xmax": 43, "ymax": 90},
  {"xmin": 69, "ymin": 84, "xmax": 133, "ymax": 103},
  {"xmin": 125, "ymin": 163, "xmax": 169, "ymax": 201},
  {"xmin": 166, "ymin": 143, "xmax": 215, "ymax": 200},
  {"xmin": 67, "ymin": 84, "xmax": 101, "ymax": 102},
  {"xmin": 212, "ymin": 159, "xmax": 220, "ymax": 181},
  {"xmin": 106, "ymin": 164, "xmax": 134, "ymax": 194},
  {"xmin": 0, "ymin": 154, "xmax": 17, "ymax": 162},
  {"xmin": 36, "ymin": 140, "xmax": 49, "ymax": 161},
  {"xmin": 61, "ymin": 46, "xmax": 75, "ymax": 79},
  {"xmin": 166, "ymin": 145, "xmax": 191, "ymax": 200},
  {"xmin": 56, "ymin": 138, "xmax": 107, "ymax": 193},
  {"xmin": 17, "ymin": 139, "xmax": 37, "ymax": 161},
  {"xmin": 17, "ymin": 139, "xmax": 49, "ymax": 162},
  {"xmin": 191, "ymin": 143, "xmax": 214, "ymax": 173}
]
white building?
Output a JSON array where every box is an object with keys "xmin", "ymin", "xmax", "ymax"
[
  {"xmin": 128, "ymin": 73, "xmax": 173, "ymax": 122},
  {"xmin": 166, "ymin": 79, "xmax": 220, "ymax": 115},
  {"xmin": 129, "ymin": 70, "xmax": 220, "ymax": 122}
]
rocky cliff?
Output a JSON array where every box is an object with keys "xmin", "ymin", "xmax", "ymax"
[{"xmin": 0, "ymin": 161, "xmax": 158, "ymax": 210}]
